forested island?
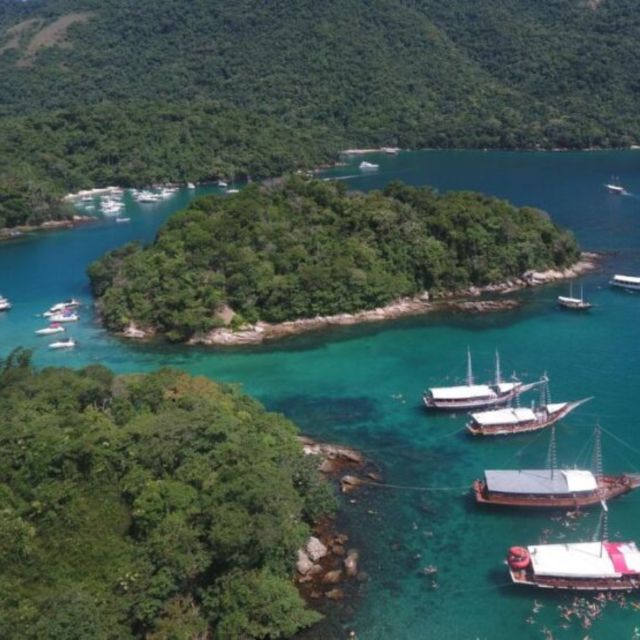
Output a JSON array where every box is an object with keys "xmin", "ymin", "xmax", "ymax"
[
  {"xmin": 0, "ymin": 349, "xmax": 336, "ymax": 639},
  {"xmin": 2, "ymin": 0, "xmax": 640, "ymax": 225},
  {"xmin": 88, "ymin": 178, "xmax": 580, "ymax": 343}
]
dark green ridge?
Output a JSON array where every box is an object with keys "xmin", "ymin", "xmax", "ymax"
[{"xmin": 1, "ymin": 0, "xmax": 639, "ymax": 225}]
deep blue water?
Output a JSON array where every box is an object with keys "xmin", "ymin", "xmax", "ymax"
[{"xmin": 2, "ymin": 151, "xmax": 640, "ymax": 639}]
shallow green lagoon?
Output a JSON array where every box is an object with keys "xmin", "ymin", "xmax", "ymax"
[{"xmin": 3, "ymin": 151, "xmax": 640, "ymax": 639}]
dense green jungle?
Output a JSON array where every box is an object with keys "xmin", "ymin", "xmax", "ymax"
[{"xmin": 1, "ymin": 0, "xmax": 640, "ymax": 224}]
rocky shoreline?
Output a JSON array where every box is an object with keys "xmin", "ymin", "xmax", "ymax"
[
  {"xmin": 295, "ymin": 437, "xmax": 379, "ymax": 608},
  {"xmin": 118, "ymin": 252, "xmax": 601, "ymax": 346},
  {"xmin": 0, "ymin": 215, "xmax": 96, "ymax": 241}
]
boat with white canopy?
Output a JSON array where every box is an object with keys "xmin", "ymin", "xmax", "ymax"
[
  {"xmin": 0, "ymin": 295, "xmax": 11, "ymax": 311},
  {"xmin": 610, "ymin": 274, "xmax": 640, "ymax": 292},
  {"xmin": 474, "ymin": 424, "xmax": 640, "ymax": 506},
  {"xmin": 557, "ymin": 282, "xmax": 592, "ymax": 310},
  {"xmin": 466, "ymin": 377, "xmax": 590, "ymax": 436},
  {"xmin": 423, "ymin": 350, "xmax": 539, "ymax": 411},
  {"xmin": 508, "ymin": 505, "xmax": 640, "ymax": 590}
]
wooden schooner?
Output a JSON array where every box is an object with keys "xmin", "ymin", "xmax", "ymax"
[
  {"xmin": 508, "ymin": 505, "xmax": 640, "ymax": 591},
  {"xmin": 466, "ymin": 376, "xmax": 590, "ymax": 436},
  {"xmin": 473, "ymin": 425, "xmax": 640, "ymax": 507},
  {"xmin": 423, "ymin": 349, "xmax": 539, "ymax": 411}
]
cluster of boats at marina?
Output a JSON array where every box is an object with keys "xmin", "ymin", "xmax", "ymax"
[
  {"xmin": 424, "ymin": 350, "xmax": 640, "ymax": 591},
  {"xmin": 34, "ymin": 299, "xmax": 80, "ymax": 349}
]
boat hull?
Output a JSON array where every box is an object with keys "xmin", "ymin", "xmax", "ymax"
[
  {"xmin": 474, "ymin": 474, "xmax": 634, "ymax": 508},
  {"xmin": 558, "ymin": 300, "xmax": 592, "ymax": 311},
  {"xmin": 509, "ymin": 567, "xmax": 640, "ymax": 591}
]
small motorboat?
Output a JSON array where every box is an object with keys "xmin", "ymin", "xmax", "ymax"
[
  {"xmin": 115, "ymin": 217, "xmax": 131, "ymax": 223},
  {"xmin": 217, "ymin": 180, "xmax": 228, "ymax": 188},
  {"xmin": 359, "ymin": 161, "xmax": 379, "ymax": 171},
  {"xmin": 48, "ymin": 338, "xmax": 76, "ymax": 350},
  {"xmin": 45, "ymin": 299, "xmax": 81, "ymax": 314},
  {"xmin": 225, "ymin": 188, "xmax": 240, "ymax": 194},
  {"xmin": 48, "ymin": 311, "xmax": 79, "ymax": 323},
  {"xmin": 35, "ymin": 323, "xmax": 65, "ymax": 336},
  {"xmin": 0, "ymin": 295, "xmax": 11, "ymax": 311},
  {"xmin": 187, "ymin": 182, "xmax": 196, "ymax": 189}
]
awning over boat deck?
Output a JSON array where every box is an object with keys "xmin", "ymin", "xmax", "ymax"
[
  {"xmin": 471, "ymin": 407, "xmax": 536, "ymax": 426},
  {"xmin": 495, "ymin": 382, "xmax": 518, "ymax": 394},
  {"xmin": 428, "ymin": 384, "xmax": 496, "ymax": 400},
  {"xmin": 612, "ymin": 274, "xmax": 640, "ymax": 285},
  {"xmin": 530, "ymin": 542, "xmax": 618, "ymax": 578},
  {"xmin": 605, "ymin": 543, "xmax": 640, "ymax": 574},
  {"xmin": 484, "ymin": 469, "xmax": 597, "ymax": 494}
]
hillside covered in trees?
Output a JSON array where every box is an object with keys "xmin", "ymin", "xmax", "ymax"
[
  {"xmin": 88, "ymin": 178, "xmax": 580, "ymax": 342},
  {"xmin": 0, "ymin": 0, "xmax": 640, "ymax": 223},
  {"xmin": 0, "ymin": 349, "xmax": 334, "ymax": 639}
]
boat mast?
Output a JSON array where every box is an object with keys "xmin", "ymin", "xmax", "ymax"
[
  {"xmin": 546, "ymin": 424, "xmax": 558, "ymax": 479},
  {"xmin": 592, "ymin": 423, "xmax": 603, "ymax": 485},
  {"xmin": 596, "ymin": 500, "xmax": 609, "ymax": 556},
  {"xmin": 466, "ymin": 347, "xmax": 474, "ymax": 387},
  {"xmin": 539, "ymin": 372, "xmax": 550, "ymax": 406},
  {"xmin": 495, "ymin": 349, "xmax": 502, "ymax": 386}
]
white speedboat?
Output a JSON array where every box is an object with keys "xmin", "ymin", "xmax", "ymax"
[
  {"xmin": 187, "ymin": 182, "xmax": 196, "ymax": 189},
  {"xmin": 44, "ymin": 299, "xmax": 81, "ymax": 316},
  {"xmin": 359, "ymin": 161, "xmax": 379, "ymax": 171},
  {"xmin": 49, "ymin": 311, "xmax": 79, "ymax": 323},
  {"xmin": 35, "ymin": 324, "xmax": 65, "ymax": 336},
  {"xmin": 217, "ymin": 180, "xmax": 228, "ymax": 188},
  {"xmin": 225, "ymin": 188, "xmax": 240, "ymax": 194},
  {"xmin": 0, "ymin": 295, "xmax": 11, "ymax": 311},
  {"xmin": 49, "ymin": 338, "xmax": 76, "ymax": 350},
  {"xmin": 115, "ymin": 217, "xmax": 131, "ymax": 223}
]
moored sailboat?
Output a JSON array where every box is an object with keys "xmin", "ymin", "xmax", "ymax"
[
  {"xmin": 604, "ymin": 177, "xmax": 625, "ymax": 194},
  {"xmin": 508, "ymin": 540, "xmax": 640, "ymax": 591},
  {"xmin": 557, "ymin": 282, "xmax": 592, "ymax": 311},
  {"xmin": 466, "ymin": 376, "xmax": 590, "ymax": 436},
  {"xmin": 508, "ymin": 505, "xmax": 640, "ymax": 591},
  {"xmin": 424, "ymin": 350, "xmax": 539, "ymax": 411},
  {"xmin": 473, "ymin": 425, "xmax": 640, "ymax": 506}
]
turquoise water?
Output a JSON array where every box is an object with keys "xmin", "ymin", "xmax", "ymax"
[{"xmin": 3, "ymin": 151, "xmax": 640, "ymax": 639}]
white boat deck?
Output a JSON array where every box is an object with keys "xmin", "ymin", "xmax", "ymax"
[
  {"xmin": 529, "ymin": 541, "xmax": 640, "ymax": 578},
  {"xmin": 429, "ymin": 384, "xmax": 496, "ymax": 400},
  {"xmin": 485, "ymin": 469, "xmax": 597, "ymax": 494},
  {"xmin": 471, "ymin": 407, "xmax": 536, "ymax": 426}
]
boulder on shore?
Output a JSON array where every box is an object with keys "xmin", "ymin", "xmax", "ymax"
[
  {"xmin": 296, "ymin": 549, "xmax": 314, "ymax": 575},
  {"xmin": 344, "ymin": 549, "xmax": 359, "ymax": 577},
  {"xmin": 322, "ymin": 569, "xmax": 343, "ymax": 584},
  {"xmin": 306, "ymin": 536, "xmax": 328, "ymax": 562}
]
